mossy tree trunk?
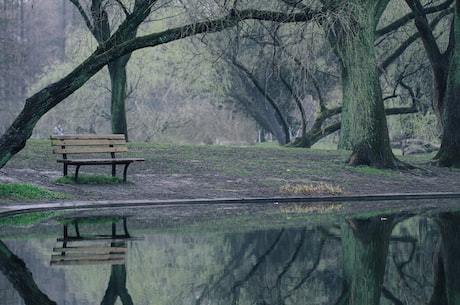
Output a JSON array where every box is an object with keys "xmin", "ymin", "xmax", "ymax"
[
  {"xmin": 326, "ymin": 1, "xmax": 400, "ymax": 168},
  {"xmin": 336, "ymin": 217, "xmax": 395, "ymax": 305},
  {"xmin": 405, "ymin": 0, "xmax": 460, "ymax": 167},
  {"xmin": 436, "ymin": 0, "xmax": 460, "ymax": 167}
]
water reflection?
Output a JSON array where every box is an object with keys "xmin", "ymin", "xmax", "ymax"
[
  {"xmin": 0, "ymin": 208, "xmax": 459, "ymax": 304},
  {"xmin": 51, "ymin": 216, "xmax": 132, "ymax": 266}
]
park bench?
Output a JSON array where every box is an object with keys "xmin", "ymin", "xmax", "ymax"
[{"xmin": 50, "ymin": 134, "xmax": 144, "ymax": 182}]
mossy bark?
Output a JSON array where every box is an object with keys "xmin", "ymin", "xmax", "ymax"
[
  {"xmin": 435, "ymin": 0, "xmax": 460, "ymax": 167},
  {"xmin": 327, "ymin": 1, "xmax": 400, "ymax": 168}
]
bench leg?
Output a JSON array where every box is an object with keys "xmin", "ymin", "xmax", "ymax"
[
  {"xmin": 75, "ymin": 165, "xmax": 81, "ymax": 183},
  {"xmin": 63, "ymin": 164, "xmax": 68, "ymax": 177},
  {"xmin": 112, "ymin": 164, "xmax": 116, "ymax": 177},
  {"xmin": 123, "ymin": 163, "xmax": 131, "ymax": 182}
]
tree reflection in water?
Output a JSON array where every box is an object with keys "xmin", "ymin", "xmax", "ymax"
[
  {"xmin": 101, "ymin": 243, "xmax": 133, "ymax": 305},
  {"xmin": 1, "ymin": 210, "xmax": 460, "ymax": 304},
  {"xmin": 337, "ymin": 217, "xmax": 395, "ymax": 305},
  {"xmin": 429, "ymin": 212, "xmax": 460, "ymax": 305},
  {"xmin": 0, "ymin": 240, "xmax": 57, "ymax": 305}
]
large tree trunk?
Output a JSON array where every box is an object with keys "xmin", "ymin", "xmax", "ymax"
[
  {"xmin": 328, "ymin": 1, "xmax": 399, "ymax": 168},
  {"xmin": 435, "ymin": 0, "xmax": 460, "ymax": 167}
]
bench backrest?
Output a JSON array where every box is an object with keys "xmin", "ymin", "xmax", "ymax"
[{"xmin": 50, "ymin": 134, "xmax": 128, "ymax": 159}]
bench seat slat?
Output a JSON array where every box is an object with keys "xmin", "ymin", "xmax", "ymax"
[
  {"xmin": 50, "ymin": 134, "xmax": 126, "ymax": 140},
  {"xmin": 53, "ymin": 147, "xmax": 129, "ymax": 154},
  {"xmin": 51, "ymin": 139, "xmax": 126, "ymax": 146},
  {"xmin": 56, "ymin": 158, "xmax": 144, "ymax": 165}
]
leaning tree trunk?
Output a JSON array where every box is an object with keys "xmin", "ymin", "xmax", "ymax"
[
  {"xmin": 328, "ymin": 1, "xmax": 399, "ymax": 168},
  {"xmin": 0, "ymin": 49, "xmax": 110, "ymax": 168},
  {"xmin": 435, "ymin": 0, "xmax": 460, "ymax": 167}
]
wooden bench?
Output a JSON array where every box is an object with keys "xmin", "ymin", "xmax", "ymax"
[{"xmin": 50, "ymin": 134, "xmax": 144, "ymax": 182}]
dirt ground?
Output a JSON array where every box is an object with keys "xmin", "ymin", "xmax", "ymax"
[{"xmin": 1, "ymin": 144, "xmax": 460, "ymax": 205}]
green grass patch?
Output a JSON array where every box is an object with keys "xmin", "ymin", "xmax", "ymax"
[
  {"xmin": 0, "ymin": 183, "xmax": 71, "ymax": 202},
  {"xmin": 55, "ymin": 175, "xmax": 125, "ymax": 184}
]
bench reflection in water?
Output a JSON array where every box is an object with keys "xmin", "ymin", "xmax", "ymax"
[{"xmin": 50, "ymin": 216, "xmax": 139, "ymax": 266}]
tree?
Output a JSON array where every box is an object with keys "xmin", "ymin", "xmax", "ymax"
[
  {"xmin": 319, "ymin": 1, "xmax": 402, "ymax": 168},
  {"xmin": 438, "ymin": 0, "xmax": 460, "ymax": 167},
  {"xmin": 0, "ymin": 2, "xmax": 319, "ymax": 169},
  {"xmin": 69, "ymin": 0, "xmax": 139, "ymax": 140},
  {"xmin": 404, "ymin": 0, "xmax": 460, "ymax": 166}
]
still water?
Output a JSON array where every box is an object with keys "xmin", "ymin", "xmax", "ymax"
[{"xmin": 0, "ymin": 202, "xmax": 459, "ymax": 305}]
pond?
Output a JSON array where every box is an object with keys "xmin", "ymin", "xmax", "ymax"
[{"xmin": 0, "ymin": 200, "xmax": 459, "ymax": 305}]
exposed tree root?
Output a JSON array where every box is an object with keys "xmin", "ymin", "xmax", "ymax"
[{"xmin": 345, "ymin": 149, "xmax": 415, "ymax": 170}]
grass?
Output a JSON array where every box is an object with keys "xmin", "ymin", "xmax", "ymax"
[
  {"xmin": 55, "ymin": 175, "xmax": 125, "ymax": 184},
  {"xmin": 0, "ymin": 183, "xmax": 71, "ymax": 202}
]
